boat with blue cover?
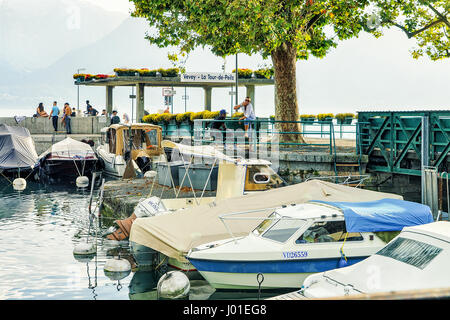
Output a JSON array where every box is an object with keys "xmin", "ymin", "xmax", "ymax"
[{"xmin": 186, "ymin": 198, "xmax": 434, "ymax": 290}]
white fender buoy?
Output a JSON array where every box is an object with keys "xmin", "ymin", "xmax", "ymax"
[
  {"xmin": 13, "ymin": 178, "xmax": 26, "ymax": 191},
  {"xmin": 157, "ymin": 271, "xmax": 190, "ymax": 300},
  {"xmin": 76, "ymin": 176, "xmax": 90, "ymax": 188},
  {"xmin": 73, "ymin": 242, "xmax": 96, "ymax": 256},
  {"xmin": 73, "ymin": 253, "xmax": 95, "ymax": 263},
  {"xmin": 144, "ymin": 170, "xmax": 157, "ymax": 179},
  {"xmin": 104, "ymin": 258, "xmax": 131, "ymax": 281}
]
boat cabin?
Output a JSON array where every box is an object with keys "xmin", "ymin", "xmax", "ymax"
[{"xmin": 100, "ymin": 123, "xmax": 163, "ymax": 160}]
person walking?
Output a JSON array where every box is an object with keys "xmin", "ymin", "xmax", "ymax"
[
  {"xmin": 62, "ymin": 102, "xmax": 72, "ymax": 134},
  {"xmin": 122, "ymin": 113, "xmax": 130, "ymax": 124},
  {"xmin": 233, "ymin": 96, "xmax": 255, "ymax": 137},
  {"xmin": 49, "ymin": 101, "xmax": 60, "ymax": 131}
]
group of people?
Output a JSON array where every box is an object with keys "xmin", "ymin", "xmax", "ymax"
[
  {"xmin": 34, "ymin": 100, "xmax": 131, "ymax": 134},
  {"xmin": 33, "ymin": 97, "xmax": 254, "ymax": 135},
  {"xmin": 34, "ymin": 101, "xmax": 75, "ymax": 134},
  {"xmin": 211, "ymin": 96, "xmax": 255, "ymax": 136}
]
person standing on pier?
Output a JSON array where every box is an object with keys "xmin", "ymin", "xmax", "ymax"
[
  {"xmin": 111, "ymin": 110, "xmax": 120, "ymax": 125},
  {"xmin": 86, "ymin": 100, "xmax": 92, "ymax": 115},
  {"xmin": 233, "ymin": 96, "xmax": 255, "ymax": 137},
  {"xmin": 62, "ymin": 103, "xmax": 72, "ymax": 134},
  {"xmin": 49, "ymin": 101, "xmax": 60, "ymax": 131}
]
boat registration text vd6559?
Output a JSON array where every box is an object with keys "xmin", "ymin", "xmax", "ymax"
[{"xmin": 282, "ymin": 251, "xmax": 308, "ymax": 259}]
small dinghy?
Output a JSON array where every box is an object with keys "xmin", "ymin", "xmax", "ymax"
[
  {"xmin": 37, "ymin": 137, "xmax": 100, "ymax": 185},
  {"xmin": 0, "ymin": 124, "xmax": 38, "ymax": 179},
  {"xmin": 187, "ymin": 199, "xmax": 434, "ymax": 290}
]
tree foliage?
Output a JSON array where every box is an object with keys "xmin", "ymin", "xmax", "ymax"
[
  {"xmin": 130, "ymin": 0, "xmax": 371, "ymax": 59},
  {"xmin": 372, "ymin": 0, "xmax": 449, "ymax": 60}
]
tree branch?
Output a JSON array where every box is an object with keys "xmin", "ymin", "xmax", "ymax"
[
  {"xmin": 427, "ymin": 3, "xmax": 450, "ymax": 29},
  {"xmin": 390, "ymin": 18, "xmax": 445, "ymax": 38}
]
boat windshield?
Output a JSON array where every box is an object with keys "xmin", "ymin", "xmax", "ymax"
[
  {"xmin": 376, "ymin": 237, "xmax": 442, "ymax": 270},
  {"xmin": 253, "ymin": 214, "xmax": 306, "ymax": 243},
  {"xmin": 252, "ymin": 212, "xmax": 281, "ymax": 236}
]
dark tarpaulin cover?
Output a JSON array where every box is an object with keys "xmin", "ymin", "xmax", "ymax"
[
  {"xmin": 0, "ymin": 124, "xmax": 38, "ymax": 170},
  {"xmin": 311, "ymin": 198, "xmax": 434, "ymax": 233}
]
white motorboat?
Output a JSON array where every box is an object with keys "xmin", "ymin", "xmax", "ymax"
[
  {"xmin": 186, "ymin": 198, "xmax": 434, "ymax": 290},
  {"xmin": 96, "ymin": 123, "xmax": 164, "ymax": 177},
  {"xmin": 273, "ymin": 221, "xmax": 450, "ymax": 299}
]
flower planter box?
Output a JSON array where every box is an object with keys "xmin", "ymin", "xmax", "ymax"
[
  {"xmin": 337, "ymin": 117, "xmax": 353, "ymax": 125},
  {"xmin": 177, "ymin": 121, "xmax": 193, "ymax": 136},
  {"xmin": 318, "ymin": 117, "xmax": 333, "ymax": 122},
  {"xmin": 166, "ymin": 120, "xmax": 178, "ymax": 137},
  {"xmin": 301, "ymin": 118, "xmax": 316, "ymax": 123},
  {"xmin": 178, "ymin": 164, "xmax": 218, "ymax": 191},
  {"xmin": 115, "ymin": 71, "xmax": 137, "ymax": 77}
]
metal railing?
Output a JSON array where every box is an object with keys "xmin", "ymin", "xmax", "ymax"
[{"xmin": 190, "ymin": 119, "xmax": 339, "ymax": 152}]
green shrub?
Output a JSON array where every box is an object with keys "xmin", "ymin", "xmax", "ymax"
[
  {"xmin": 300, "ymin": 114, "xmax": 316, "ymax": 119},
  {"xmin": 317, "ymin": 113, "xmax": 334, "ymax": 121},
  {"xmin": 176, "ymin": 112, "xmax": 193, "ymax": 123},
  {"xmin": 232, "ymin": 68, "xmax": 253, "ymax": 78},
  {"xmin": 335, "ymin": 113, "xmax": 355, "ymax": 121},
  {"xmin": 254, "ymin": 68, "xmax": 274, "ymax": 79},
  {"xmin": 232, "ymin": 112, "xmax": 244, "ymax": 119}
]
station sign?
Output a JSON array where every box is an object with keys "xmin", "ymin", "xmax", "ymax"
[
  {"xmin": 181, "ymin": 72, "xmax": 235, "ymax": 83},
  {"xmin": 162, "ymin": 88, "xmax": 176, "ymax": 96}
]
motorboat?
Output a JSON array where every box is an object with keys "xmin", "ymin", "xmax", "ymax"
[
  {"xmin": 128, "ymin": 181, "xmax": 404, "ymax": 276},
  {"xmin": 272, "ymin": 221, "xmax": 450, "ymax": 299},
  {"xmin": 186, "ymin": 198, "xmax": 434, "ymax": 290},
  {"xmin": 0, "ymin": 124, "xmax": 38, "ymax": 179},
  {"xmin": 37, "ymin": 137, "xmax": 101, "ymax": 184},
  {"xmin": 96, "ymin": 123, "xmax": 164, "ymax": 178}
]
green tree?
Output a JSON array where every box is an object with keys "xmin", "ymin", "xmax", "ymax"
[
  {"xmin": 130, "ymin": 0, "xmax": 376, "ymax": 143},
  {"xmin": 373, "ymin": 0, "xmax": 449, "ymax": 60}
]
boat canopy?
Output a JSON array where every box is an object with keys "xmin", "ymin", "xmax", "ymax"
[
  {"xmin": 39, "ymin": 137, "xmax": 97, "ymax": 160},
  {"xmin": 311, "ymin": 199, "xmax": 434, "ymax": 233},
  {"xmin": 104, "ymin": 123, "xmax": 163, "ymax": 157},
  {"xmin": 130, "ymin": 180, "xmax": 403, "ymax": 262},
  {"xmin": 0, "ymin": 124, "xmax": 38, "ymax": 170}
]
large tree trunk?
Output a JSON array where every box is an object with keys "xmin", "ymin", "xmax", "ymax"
[{"xmin": 271, "ymin": 42, "xmax": 305, "ymax": 145}]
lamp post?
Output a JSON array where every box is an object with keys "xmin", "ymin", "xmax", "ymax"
[
  {"xmin": 76, "ymin": 67, "xmax": 86, "ymax": 114},
  {"xmin": 235, "ymin": 54, "xmax": 238, "ymax": 105}
]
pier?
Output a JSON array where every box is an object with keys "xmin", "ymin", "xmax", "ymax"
[{"xmin": 0, "ymin": 116, "xmax": 107, "ymax": 154}]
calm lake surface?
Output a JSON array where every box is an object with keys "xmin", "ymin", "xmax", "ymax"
[{"xmin": 0, "ymin": 180, "xmax": 280, "ymax": 300}]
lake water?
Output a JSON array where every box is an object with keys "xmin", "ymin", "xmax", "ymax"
[{"xmin": 0, "ymin": 180, "xmax": 281, "ymax": 300}]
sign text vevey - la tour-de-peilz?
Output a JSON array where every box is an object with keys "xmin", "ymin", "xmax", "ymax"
[{"xmin": 181, "ymin": 72, "xmax": 235, "ymax": 83}]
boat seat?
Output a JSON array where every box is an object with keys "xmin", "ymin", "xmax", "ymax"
[{"xmin": 317, "ymin": 235, "xmax": 334, "ymax": 242}]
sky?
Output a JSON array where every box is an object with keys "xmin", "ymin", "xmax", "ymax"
[
  {"xmin": 83, "ymin": 0, "xmax": 134, "ymax": 13},
  {"xmin": 0, "ymin": 0, "xmax": 448, "ymax": 119},
  {"xmin": 82, "ymin": 0, "xmax": 450, "ymax": 117}
]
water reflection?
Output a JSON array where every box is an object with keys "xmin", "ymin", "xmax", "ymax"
[{"xmin": 0, "ymin": 179, "xmax": 283, "ymax": 300}]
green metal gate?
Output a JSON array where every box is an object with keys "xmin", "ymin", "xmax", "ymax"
[{"xmin": 357, "ymin": 111, "xmax": 450, "ymax": 176}]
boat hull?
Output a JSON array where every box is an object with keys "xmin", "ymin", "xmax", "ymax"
[
  {"xmin": 38, "ymin": 158, "xmax": 99, "ymax": 184},
  {"xmin": 189, "ymin": 256, "xmax": 367, "ymax": 290}
]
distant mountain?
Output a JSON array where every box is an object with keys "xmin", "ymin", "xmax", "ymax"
[
  {"xmin": 0, "ymin": 17, "xmax": 174, "ymax": 108},
  {"xmin": 0, "ymin": 0, "xmax": 127, "ymax": 71}
]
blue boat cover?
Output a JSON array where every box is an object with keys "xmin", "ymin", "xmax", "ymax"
[{"xmin": 310, "ymin": 198, "xmax": 434, "ymax": 233}]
